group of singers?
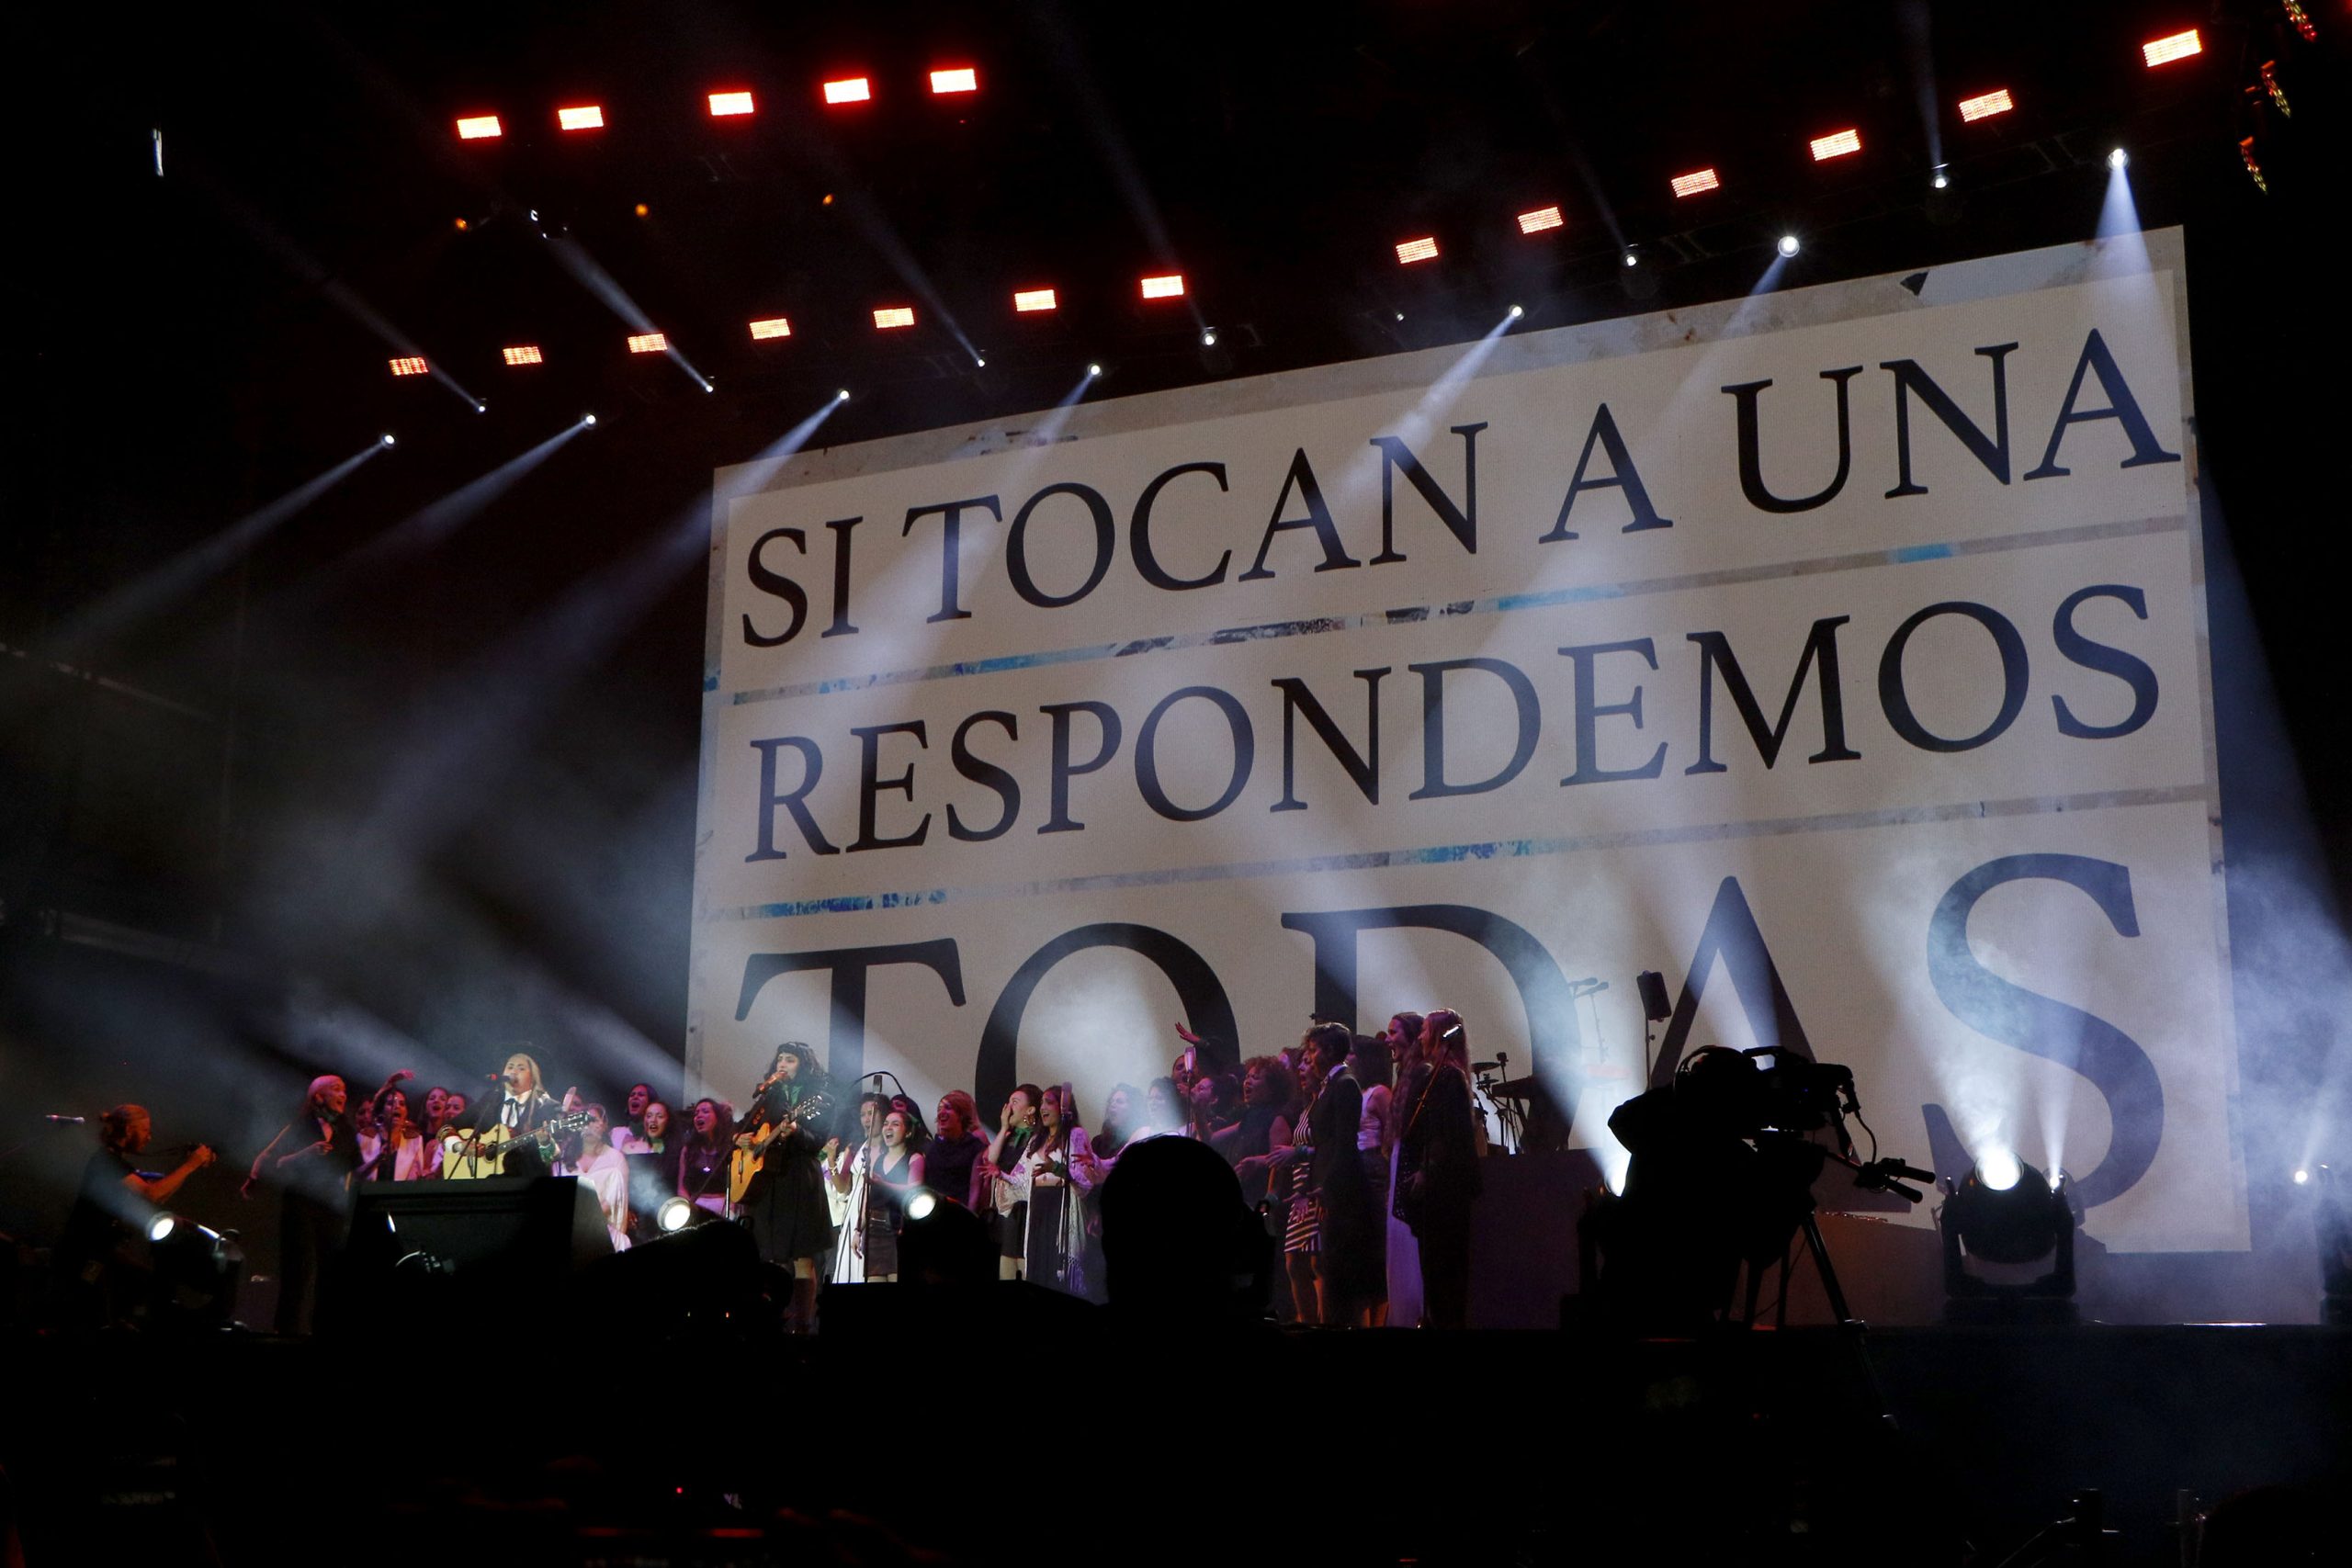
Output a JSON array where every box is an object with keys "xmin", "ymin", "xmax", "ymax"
[{"xmin": 62, "ymin": 1008, "xmax": 1486, "ymax": 1333}]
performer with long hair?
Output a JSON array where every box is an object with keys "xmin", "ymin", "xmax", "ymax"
[{"xmin": 733, "ymin": 1041, "xmax": 835, "ymax": 1332}]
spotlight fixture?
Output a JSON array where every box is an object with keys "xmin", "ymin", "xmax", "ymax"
[
  {"xmin": 473, "ymin": 401, "xmax": 487, "ymax": 414},
  {"xmin": 707, "ymin": 90, "xmax": 755, "ymax": 117},
  {"xmin": 502, "ymin": 345, "xmax": 543, "ymax": 366},
  {"xmin": 1508, "ymin": 304, "xmax": 1524, "ymax": 320},
  {"xmin": 1395, "ymin": 236, "xmax": 1439, "ymax": 265},
  {"xmin": 1942, "ymin": 1157, "xmax": 2078, "ymax": 1323},
  {"xmin": 905, "ymin": 1190, "xmax": 939, "ymax": 1223},
  {"xmin": 634, "ymin": 202, "xmax": 650, "ymax": 218},
  {"xmin": 1014, "ymin": 288, "xmax": 1058, "ymax": 313},
  {"xmin": 582, "ymin": 413, "xmax": 597, "ymax": 427},
  {"xmin": 1516, "ymin": 205, "xmax": 1565, "ymax": 234},
  {"xmin": 148, "ymin": 1213, "xmax": 177, "ymax": 1243},
  {"xmin": 455, "ymin": 115, "xmax": 503, "ymax": 141},
  {"xmin": 1623, "ymin": 248, "xmax": 1639, "ymax": 267},
  {"xmin": 141, "ymin": 1213, "xmax": 243, "ymax": 1326},
  {"xmin": 1670, "ymin": 167, "xmax": 1721, "ymax": 197},
  {"xmin": 748, "ymin": 317, "xmax": 793, "ymax": 340},
  {"xmin": 389, "ymin": 356, "xmax": 428, "ymax": 377},
  {"xmin": 1087, "ymin": 362, "xmax": 1102, "ymax": 378},
  {"xmin": 1201, "ymin": 328, "xmax": 1216, "ymax": 346},
  {"xmin": 379, "ymin": 433, "xmax": 397, "ymax": 447},
  {"xmin": 1139, "ymin": 274, "xmax": 1185, "ymax": 300},
  {"xmin": 1932, "ymin": 166, "xmax": 1951, "ymax": 190},
  {"xmin": 2296, "ymin": 1168, "xmax": 2312, "ymax": 1185},
  {"xmin": 873, "ymin": 306, "xmax": 916, "ymax": 330},
  {"xmin": 1777, "ymin": 232, "xmax": 1801, "ymax": 257},
  {"xmin": 2141, "ymin": 29, "xmax": 2202, "ymax": 68},
  {"xmin": 627, "ymin": 332, "xmax": 670, "ymax": 354},
  {"xmin": 2107, "ymin": 146, "xmax": 2129, "ymax": 170},
  {"xmin": 823, "ymin": 77, "xmax": 872, "ymax": 105},
  {"xmin": 1958, "ymin": 87, "xmax": 2015, "ymax": 121},
  {"xmin": 974, "ymin": 355, "xmax": 987, "ymax": 367},
  {"xmin": 657, "ymin": 1195, "xmax": 694, "ymax": 1233},
  {"xmin": 1809, "ymin": 129, "xmax": 1862, "ymax": 161},
  {"xmin": 836, "ymin": 388, "xmax": 851, "ymax": 401},
  {"xmin": 929, "ymin": 66, "xmax": 978, "ymax": 95},
  {"xmin": 557, "ymin": 105, "xmax": 605, "ymax": 130}
]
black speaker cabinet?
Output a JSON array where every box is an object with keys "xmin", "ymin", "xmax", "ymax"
[{"xmin": 327, "ymin": 1177, "xmax": 611, "ymax": 1339}]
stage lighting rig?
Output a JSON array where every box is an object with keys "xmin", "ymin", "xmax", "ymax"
[
  {"xmin": 144, "ymin": 1213, "xmax": 243, "ymax": 1330},
  {"xmin": 1778, "ymin": 233, "xmax": 1802, "ymax": 257},
  {"xmin": 2108, "ymin": 147, "xmax": 2130, "ymax": 170},
  {"xmin": 1940, "ymin": 1157, "xmax": 2078, "ymax": 1323}
]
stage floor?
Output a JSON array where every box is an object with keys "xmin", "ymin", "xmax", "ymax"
[{"xmin": 3, "ymin": 1320, "xmax": 2343, "ymax": 1565}]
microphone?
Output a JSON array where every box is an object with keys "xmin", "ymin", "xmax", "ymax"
[
  {"xmin": 44, "ymin": 1113, "xmax": 87, "ymax": 1124},
  {"xmin": 1567, "ymin": 977, "xmax": 1610, "ymax": 992},
  {"xmin": 483, "ymin": 1073, "xmax": 507, "ymax": 1083}
]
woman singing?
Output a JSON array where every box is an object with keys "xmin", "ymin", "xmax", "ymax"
[{"xmin": 858, "ymin": 1107, "xmax": 927, "ymax": 1281}]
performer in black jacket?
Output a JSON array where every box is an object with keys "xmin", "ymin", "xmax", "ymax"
[
  {"xmin": 1395, "ymin": 1009, "xmax": 1483, "ymax": 1328},
  {"xmin": 1309, "ymin": 1043, "xmax": 1382, "ymax": 1325},
  {"xmin": 442, "ymin": 1049, "xmax": 563, "ymax": 1179},
  {"xmin": 733, "ymin": 1040, "xmax": 836, "ymax": 1332},
  {"xmin": 246, "ymin": 1074, "xmax": 361, "ymax": 1335}
]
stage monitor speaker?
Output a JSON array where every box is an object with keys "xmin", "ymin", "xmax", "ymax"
[
  {"xmin": 326, "ymin": 1176, "xmax": 611, "ymax": 1340},
  {"xmin": 1636, "ymin": 969, "xmax": 1672, "ymax": 1023}
]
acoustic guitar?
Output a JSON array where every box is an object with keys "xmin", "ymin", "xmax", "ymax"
[
  {"xmin": 439, "ymin": 1111, "xmax": 594, "ymax": 1181},
  {"xmin": 728, "ymin": 1093, "xmax": 831, "ymax": 1205}
]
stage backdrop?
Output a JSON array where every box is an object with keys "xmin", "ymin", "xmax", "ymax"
[{"xmin": 691, "ymin": 229, "xmax": 2240, "ymax": 1253}]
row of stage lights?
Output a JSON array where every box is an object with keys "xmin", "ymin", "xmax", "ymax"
[
  {"xmin": 452, "ymin": 64, "xmax": 980, "ymax": 140},
  {"xmin": 386, "ymin": 28, "xmax": 2228, "ymax": 389}
]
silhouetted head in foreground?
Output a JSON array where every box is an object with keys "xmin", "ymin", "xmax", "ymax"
[{"xmin": 1097, "ymin": 1134, "xmax": 1271, "ymax": 1323}]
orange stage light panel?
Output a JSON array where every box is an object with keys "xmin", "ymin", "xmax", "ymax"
[
  {"xmin": 930, "ymin": 67, "xmax": 978, "ymax": 95},
  {"xmin": 873, "ymin": 307, "xmax": 916, "ymax": 329},
  {"xmin": 627, "ymin": 333, "xmax": 669, "ymax": 354},
  {"xmin": 823, "ymin": 78, "xmax": 871, "ymax": 105},
  {"xmin": 1138, "ymin": 274, "xmax": 1185, "ymax": 299},
  {"xmin": 456, "ymin": 116, "xmax": 503, "ymax": 141},
  {"xmin": 557, "ymin": 106, "xmax": 604, "ymax": 130},
  {"xmin": 390, "ymin": 356, "xmax": 429, "ymax": 376},
  {"xmin": 1670, "ymin": 167, "xmax": 1721, "ymax": 197},
  {"xmin": 2143, "ymin": 29, "xmax": 2202, "ymax": 68},
  {"xmin": 1809, "ymin": 129, "xmax": 1862, "ymax": 161},
  {"xmin": 502, "ymin": 345, "xmax": 543, "ymax": 366},
  {"xmin": 1395, "ymin": 236, "xmax": 1439, "ymax": 264},
  {"xmin": 748, "ymin": 318, "xmax": 793, "ymax": 340},
  {"xmin": 1958, "ymin": 88, "xmax": 2015, "ymax": 122},
  {"xmin": 707, "ymin": 91, "xmax": 755, "ymax": 117},
  {"xmin": 1013, "ymin": 288, "xmax": 1058, "ymax": 313},
  {"xmin": 1517, "ymin": 206, "xmax": 1564, "ymax": 234}
]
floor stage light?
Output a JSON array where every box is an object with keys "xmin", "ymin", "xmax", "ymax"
[{"xmin": 1942, "ymin": 1158, "xmax": 2077, "ymax": 1323}]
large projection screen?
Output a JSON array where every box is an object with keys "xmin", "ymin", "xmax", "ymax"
[{"xmin": 691, "ymin": 228, "xmax": 2240, "ymax": 1255}]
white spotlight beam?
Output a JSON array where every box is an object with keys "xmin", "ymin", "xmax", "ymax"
[{"xmin": 50, "ymin": 442, "xmax": 386, "ymax": 657}]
